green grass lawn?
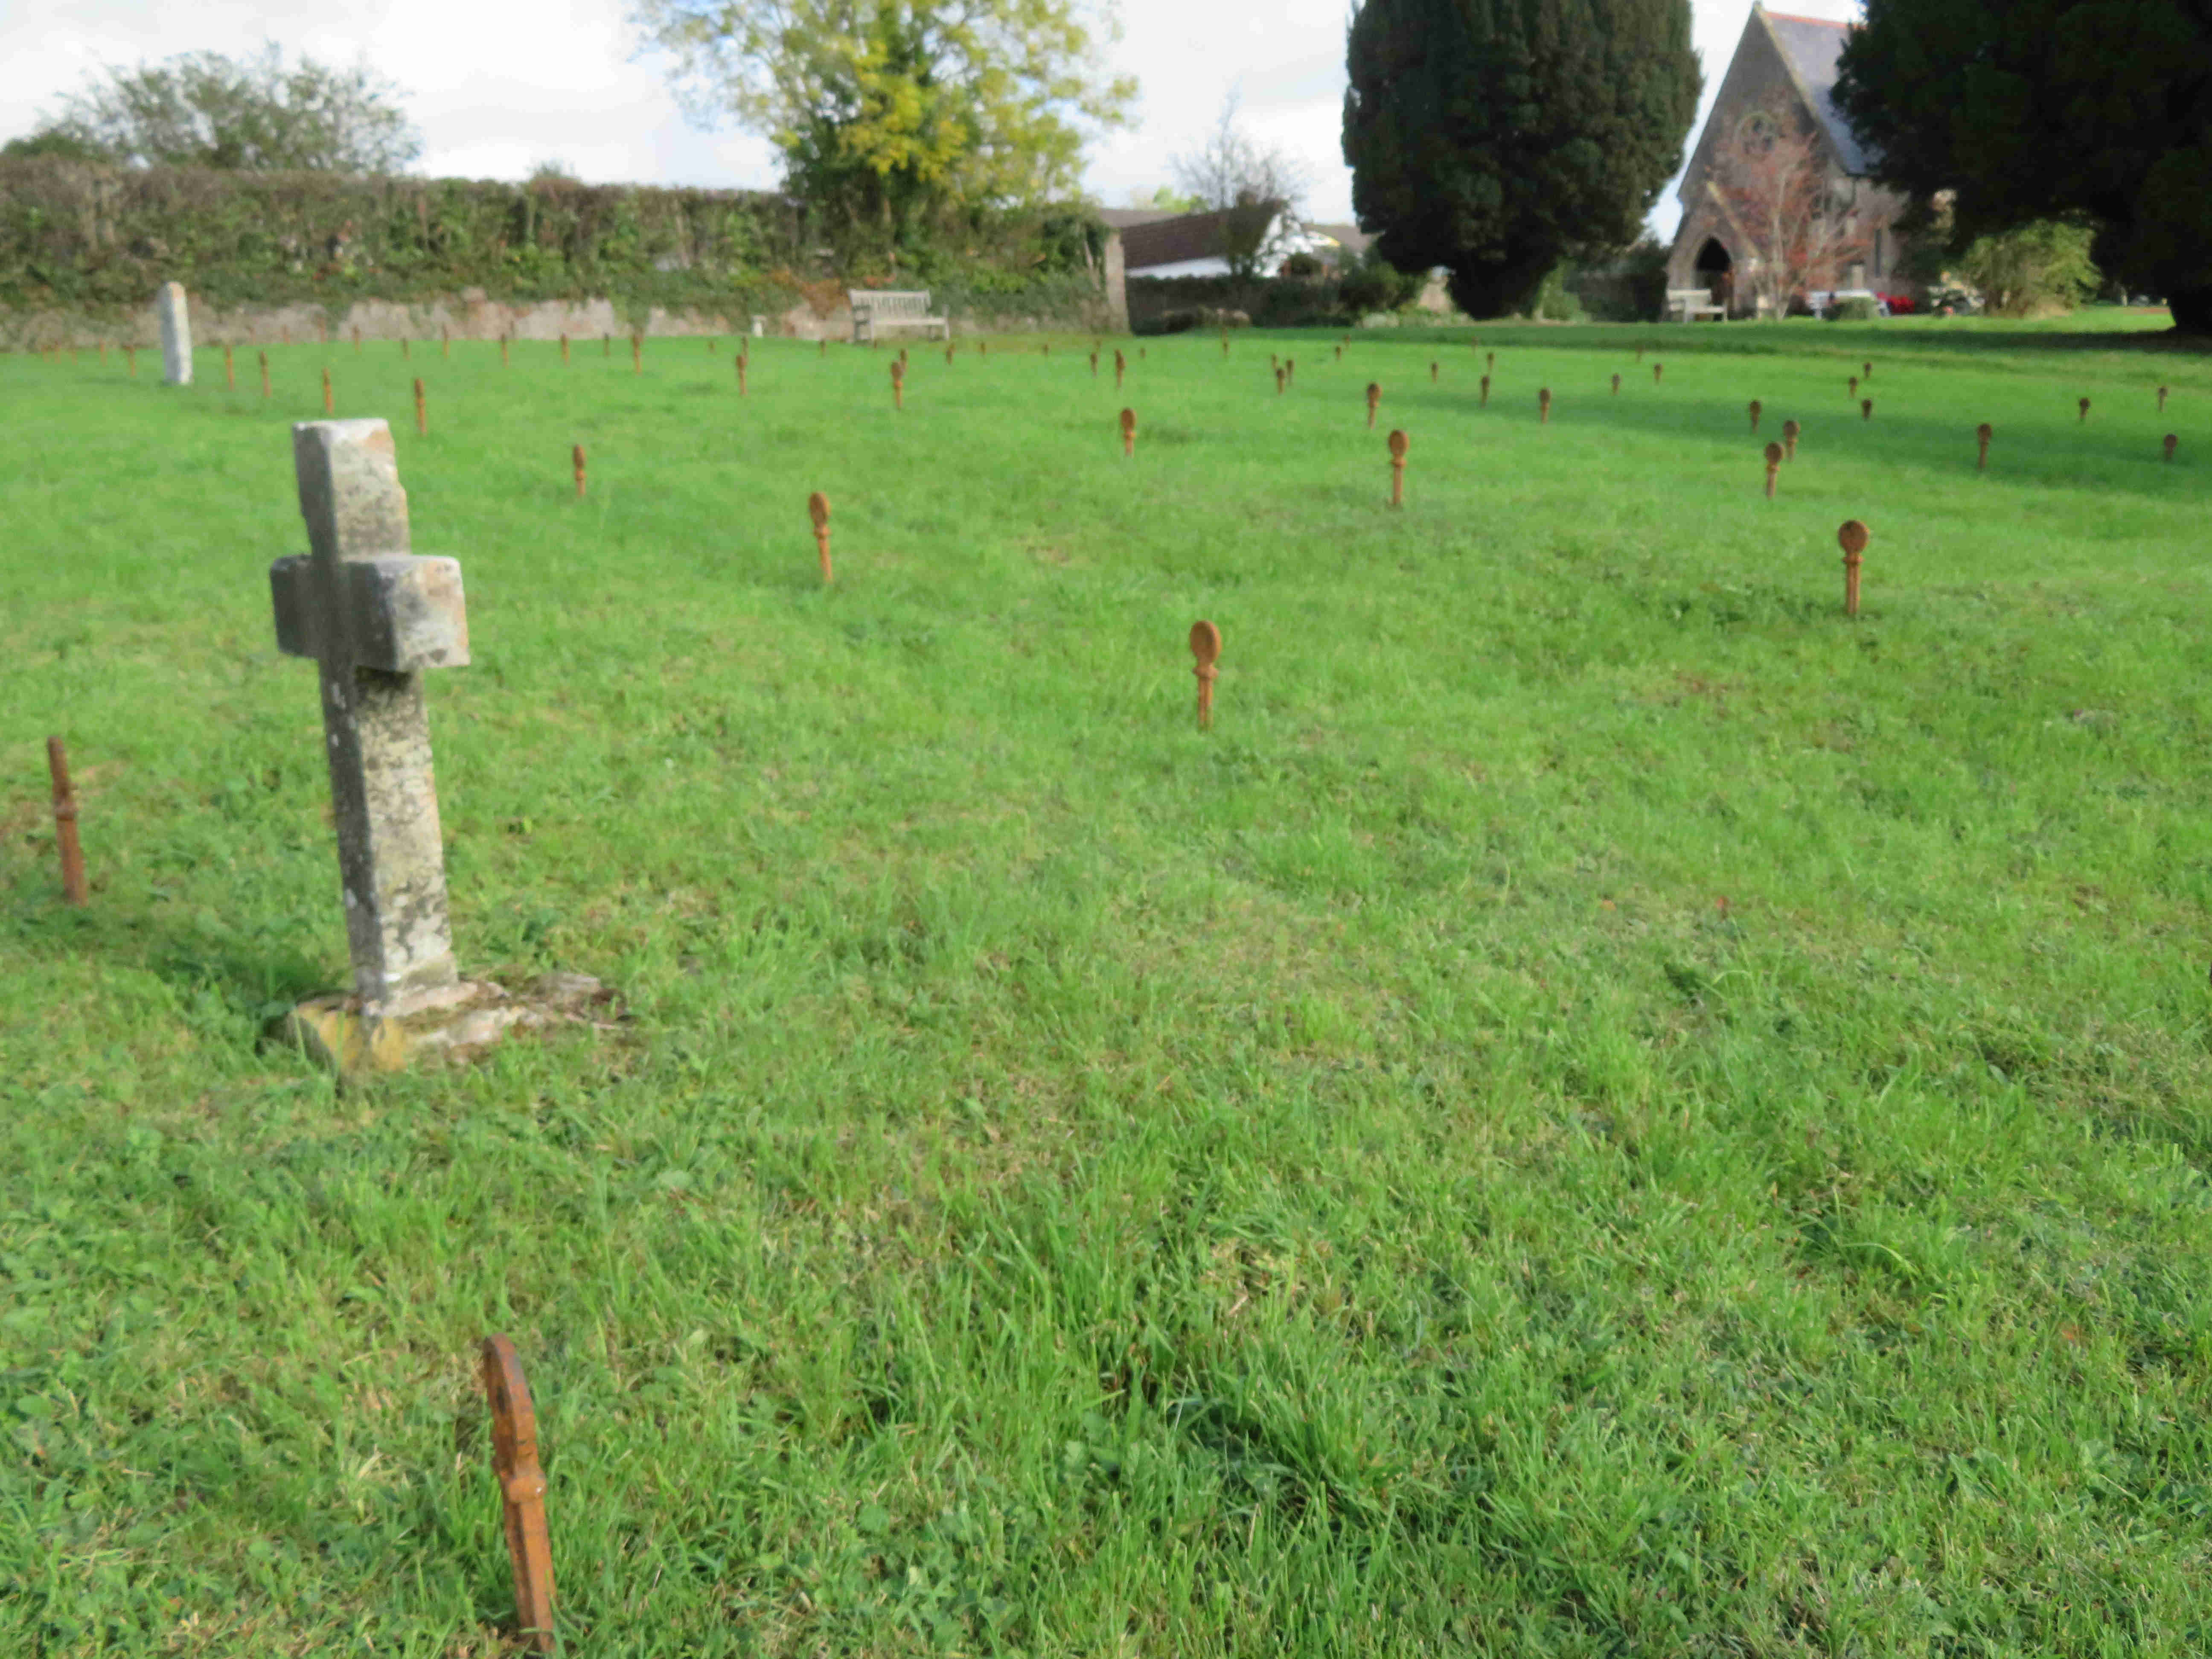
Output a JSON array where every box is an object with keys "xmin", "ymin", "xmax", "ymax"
[{"xmin": 4, "ymin": 310, "xmax": 2210, "ymax": 1657}]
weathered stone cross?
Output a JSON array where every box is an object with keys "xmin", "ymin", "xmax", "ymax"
[{"xmin": 269, "ymin": 419, "xmax": 469, "ymax": 1008}]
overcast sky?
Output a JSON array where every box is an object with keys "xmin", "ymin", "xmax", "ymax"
[{"xmin": 1, "ymin": 0, "xmax": 1863, "ymax": 241}]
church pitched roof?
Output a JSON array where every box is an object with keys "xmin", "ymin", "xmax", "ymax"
[{"xmin": 1761, "ymin": 11, "xmax": 1869, "ymax": 174}]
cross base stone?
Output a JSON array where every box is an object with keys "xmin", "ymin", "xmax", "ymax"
[{"xmin": 278, "ymin": 972, "xmax": 617, "ymax": 1075}]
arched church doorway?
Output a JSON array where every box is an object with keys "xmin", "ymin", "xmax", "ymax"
[{"xmin": 1694, "ymin": 237, "xmax": 1734, "ymax": 313}]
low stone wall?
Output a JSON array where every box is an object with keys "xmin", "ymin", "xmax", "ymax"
[{"xmin": 1, "ymin": 283, "xmax": 1126, "ymax": 350}]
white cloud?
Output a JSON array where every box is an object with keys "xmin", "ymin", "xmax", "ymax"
[{"xmin": 0, "ymin": 0, "xmax": 1862, "ymax": 238}]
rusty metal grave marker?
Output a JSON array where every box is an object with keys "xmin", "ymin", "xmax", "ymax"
[
  {"xmin": 258, "ymin": 350, "xmax": 270, "ymax": 398},
  {"xmin": 501, "ymin": 335, "xmax": 509, "ymax": 367},
  {"xmin": 1275, "ymin": 366, "xmax": 1285, "ymax": 395},
  {"xmin": 126, "ymin": 345, "xmax": 136, "ymax": 377},
  {"xmin": 890, "ymin": 358, "xmax": 904, "ymax": 410},
  {"xmin": 1849, "ymin": 375, "xmax": 1858, "ymax": 400},
  {"xmin": 1285, "ymin": 357, "xmax": 1295, "ymax": 387},
  {"xmin": 402, "ymin": 336, "xmax": 410, "ymax": 359},
  {"xmin": 414, "ymin": 378, "xmax": 427, "ymax": 436},
  {"xmin": 1764, "ymin": 441, "xmax": 1783, "ymax": 498},
  {"xmin": 737, "ymin": 354, "xmax": 748, "ymax": 396},
  {"xmin": 2164, "ymin": 432, "xmax": 2178, "ymax": 462},
  {"xmin": 2157, "ymin": 384, "xmax": 2168, "ymax": 413},
  {"xmin": 1480, "ymin": 374, "xmax": 1490, "ymax": 407},
  {"xmin": 1838, "ymin": 520, "xmax": 1868, "ymax": 618},
  {"xmin": 442, "ymin": 326, "xmax": 451, "ymax": 358},
  {"xmin": 1749, "ymin": 399, "xmax": 1761, "ymax": 432},
  {"xmin": 352, "ymin": 326, "xmax": 362, "ymax": 353},
  {"xmin": 480, "ymin": 1336, "xmax": 556, "ymax": 1655},
  {"xmin": 1366, "ymin": 381, "xmax": 1380, "ymax": 428},
  {"xmin": 1539, "ymin": 386, "xmax": 1551, "ymax": 424},
  {"xmin": 1190, "ymin": 621, "xmax": 1221, "ymax": 728},
  {"xmin": 1486, "ymin": 351, "xmax": 1495, "ymax": 373},
  {"xmin": 632, "ymin": 335, "xmax": 642, "ymax": 375},
  {"xmin": 570, "ymin": 443, "xmax": 587, "ymax": 498},
  {"xmin": 2079, "ymin": 396, "xmax": 2090, "ymax": 422},
  {"xmin": 1861, "ymin": 398, "xmax": 1872, "ymax": 421},
  {"xmin": 47, "ymin": 737, "xmax": 87, "ymax": 905},
  {"xmin": 1653, "ymin": 362, "xmax": 1664, "ymax": 385},
  {"xmin": 1611, "ymin": 373, "xmax": 1620, "ymax": 396},
  {"xmin": 1115, "ymin": 348, "xmax": 1126, "ymax": 389},
  {"xmin": 1120, "ymin": 407, "xmax": 1136, "ymax": 457},
  {"xmin": 1388, "ymin": 428, "xmax": 1408, "ymax": 507},
  {"xmin": 810, "ymin": 492, "xmax": 832, "ymax": 582},
  {"xmin": 1783, "ymin": 418, "xmax": 1800, "ymax": 460},
  {"xmin": 224, "ymin": 343, "xmax": 236, "ymax": 389},
  {"xmin": 560, "ymin": 333, "xmax": 569, "ymax": 364},
  {"xmin": 1977, "ymin": 423, "xmax": 1991, "ymax": 470},
  {"xmin": 1089, "ymin": 349, "xmax": 1098, "ymax": 378},
  {"xmin": 1862, "ymin": 359, "xmax": 1871, "ymax": 380},
  {"xmin": 322, "ymin": 367, "xmax": 333, "ymax": 416},
  {"xmin": 1430, "ymin": 360, "xmax": 1438, "ymax": 383}
]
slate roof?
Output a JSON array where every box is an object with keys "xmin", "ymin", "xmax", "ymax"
[
  {"xmin": 1763, "ymin": 10, "xmax": 1869, "ymax": 174},
  {"xmin": 1120, "ymin": 208, "xmax": 1255, "ymax": 272}
]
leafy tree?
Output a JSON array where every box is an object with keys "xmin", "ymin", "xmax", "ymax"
[
  {"xmin": 1835, "ymin": 0, "xmax": 2212, "ymax": 330},
  {"xmin": 1170, "ymin": 93, "xmax": 1307, "ymax": 281},
  {"xmin": 1342, "ymin": 0, "xmax": 1700, "ymax": 318},
  {"xmin": 1, "ymin": 130, "xmax": 106, "ymax": 161},
  {"xmin": 633, "ymin": 0, "xmax": 1136, "ymax": 249},
  {"xmin": 24, "ymin": 46, "xmax": 421, "ymax": 173}
]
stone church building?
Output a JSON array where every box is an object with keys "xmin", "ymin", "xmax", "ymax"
[{"xmin": 1667, "ymin": 5, "xmax": 1918, "ymax": 315}]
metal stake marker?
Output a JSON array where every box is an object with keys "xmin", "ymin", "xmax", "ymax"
[
  {"xmin": 2163, "ymin": 433, "xmax": 2178, "ymax": 463},
  {"xmin": 1749, "ymin": 399, "xmax": 1761, "ymax": 432},
  {"xmin": 1653, "ymin": 362, "xmax": 1664, "ymax": 385},
  {"xmin": 1367, "ymin": 382, "xmax": 1380, "ymax": 429},
  {"xmin": 1977, "ymin": 423, "xmax": 1991, "ymax": 470},
  {"xmin": 225, "ymin": 343, "xmax": 236, "ymax": 389},
  {"xmin": 572, "ymin": 444, "xmax": 586, "ymax": 499},
  {"xmin": 632, "ymin": 335, "xmax": 642, "ymax": 375},
  {"xmin": 737, "ymin": 354, "xmax": 748, "ymax": 396},
  {"xmin": 1190, "ymin": 621, "xmax": 1222, "ymax": 728},
  {"xmin": 47, "ymin": 737, "xmax": 87, "ymax": 905},
  {"xmin": 1539, "ymin": 386, "xmax": 1551, "ymax": 424},
  {"xmin": 561, "ymin": 334, "xmax": 569, "ymax": 364},
  {"xmin": 1849, "ymin": 375, "xmax": 1858, "ymax": 401},
  {"xmin": 2079, "ymin": 396, "xmax": 2090, "ymax": 423},
  {"xmin": 1120, "ymin": 407, "xmax": 1136, "ymax": 458},
  {"xmin": 443, "ymin": 327, "xmax": 451, "ymax": 358},
  {"xmin": 414, "ymin": 378, "xmax": 427, "ymax": 436},
  {"xmin": 1861, "ymin": 398, "xmax": 1873, "ymax": 422},
  {"xmin": 810, "ymin": 492, "xmax": 832, "ymax": 583},
  {"xmin": 2157, "ymin": 384, "xmax": 2168, "ymax": 413},
  {"xmin": 352, "ymin": 327, "xmax": 361, "ymax": 354},
  {"xmin": 1839, "ymin": 520, "xmax": 1869, "ymax": 618},
  {"xmin": 1611, "ymin": 373, "xmax": 1620, "ymax": 396},
  {"xmin": 322, "ymin": 367, "xmax": 333, "ymax": 416},
  {"xmin": 1114, "ymin": 349, "xmax": 1125, "ymax": 390},
  {"xmin": 1480, "ymin": 374, "xmax": 1490, "ymax": 407},
  {"xmin": 501, "ymin": 335, "xmax": 509, "ymax": 368},
  {"xmin": 480, "ymin": 1336, "xmax": 556, "ymax": 1655},
  {"xmin": 1764, "ymin": 441, "xmax": 1783, "ymax": 498},
  {"xmin": 127, "ymin": 346, "xmax": 137, "ymax": 378},
  {"xmin": 259, "ymin": 350, "xmax": 270, "ymax": 399},
  {"xmin": 891, "ymin": 359, "xmax": 904, "ymax": 411},
  {"xmin": 1275, "ymin": 366, "xmax": 1285, "ymax": 395},
  {"xmin": 1388, "ymin": 428, "xmax": 1408, "ymax": 507},
  {"xmin": 1783, "ymin": 419, "xmax": 1800, "ymax": 460},
  {"xmin": 1430, "ymin": 361, "xmax": 1438, "ymax": 384}
]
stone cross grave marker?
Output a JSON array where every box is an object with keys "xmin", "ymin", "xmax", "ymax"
[
  {"xmin": 157, "ymin": 282, "xmax": 192, "ymax": 386},
  {"xmin": 1388, "ymin": 429, "xmax": 1408, "ymax": 507},
  {"xmin": 269, "ymin": 419, "xmax": 469, "ymax": 1009},
  {"xmin": 1190, "ymin": 621, "xmax": 1221, "ymax": 728}
]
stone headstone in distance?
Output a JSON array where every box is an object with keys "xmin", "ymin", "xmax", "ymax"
[{"xmin": 157, "ymin": 282, "xmax": 192, "ymax": 386}]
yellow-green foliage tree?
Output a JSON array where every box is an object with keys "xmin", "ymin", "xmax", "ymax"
[{"xmin": 633, "ymin": 0, "xmax": 1135, "ymax": 252}]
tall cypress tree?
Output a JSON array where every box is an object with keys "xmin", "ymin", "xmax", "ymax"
[{"xmin": 1343, "ymin": 0, "xmax": 1699, "ymax": 317}]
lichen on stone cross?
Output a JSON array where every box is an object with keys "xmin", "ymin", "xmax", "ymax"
[{"xmin": 269, "ymin": 419, "xmax": 470, "ymax": 1008}]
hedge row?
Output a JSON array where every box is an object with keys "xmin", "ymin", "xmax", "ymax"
[{"xmin": 0, "ymin": 159, "xmax": 1106, "ymax": 324}]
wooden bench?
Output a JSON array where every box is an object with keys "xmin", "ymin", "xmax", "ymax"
[
  {"xmin": 848, "ymin": 290, "xmax": 949, "ymax": 344},
  {"xmin": 1667, "ymin": 287, "xmax": 1726, "ymax": 322}
]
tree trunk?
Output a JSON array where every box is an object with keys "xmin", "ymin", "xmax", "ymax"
[{"xmin": 2168, "ymin": 285, "xmax": 2212, "ymax": 333}]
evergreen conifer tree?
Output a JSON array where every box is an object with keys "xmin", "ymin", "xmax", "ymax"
[
  {"xmin": 1836, "ymin": 0, "xmax": 2212, "ymax": 331},
  {"xmin": 1343, "ymin": 0, "xmax": 1699, "ymax": 317}
]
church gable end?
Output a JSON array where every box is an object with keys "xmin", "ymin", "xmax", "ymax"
[{"xmin": 1678, "ymin": 6, "xmax": 1856, "ymax": 212}]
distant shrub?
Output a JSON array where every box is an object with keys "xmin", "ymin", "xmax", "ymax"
[
  {"xmin": 1832, "ymin": 296, "xmax": 1881, "ymax": 321},
  {"xmin": 1281, "ymin": 251, "xmax": 1324, "ymax": 279},
  {"xmin": 1957, "ymin": 219, "xmax": 2100, "ymax": 317},
  {"xmin": 1339, "ymin": 248, "xmax": 1422, "ymax": 314},
  {"xmin": 1530, "ymin": 263, "xmax": 1586, "ymax": 321}
]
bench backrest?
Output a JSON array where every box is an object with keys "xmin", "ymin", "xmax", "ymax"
[
  {"xmin": 849, "ymin": 290, "xmax": 934, "ymax": 317},
  {"xmin": 1666, "ymin": 288, "xmax": 1711, "ymax": 300}
]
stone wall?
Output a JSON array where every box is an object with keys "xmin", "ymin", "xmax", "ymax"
[{"xmin": 0, "ymin": 285, "xmax": 1126, "ymax": 351}]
